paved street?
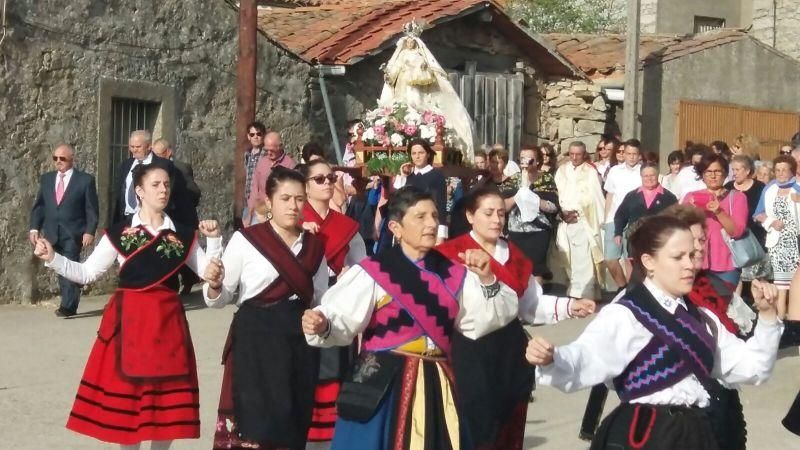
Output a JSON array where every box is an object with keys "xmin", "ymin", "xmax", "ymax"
[{"xmin": 2, "ymin": 292, "xmax": 799, "ymax": 449}]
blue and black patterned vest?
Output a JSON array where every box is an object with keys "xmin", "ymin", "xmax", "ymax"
[{"xmin": 613, "ymin": 283, "xmax": 716, "ymax": 403}]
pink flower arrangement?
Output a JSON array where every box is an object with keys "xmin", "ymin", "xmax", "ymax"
[{"xmin": 359, "ymin": 102, "xmax": 450, "ymax": 148}]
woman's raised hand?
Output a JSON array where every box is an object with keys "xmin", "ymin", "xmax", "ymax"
[
  {"xmin": 458, "ymin": 249, "xmax": 493, "ymax": 284},
  {"xmin": 526, "ymin": 336, "xmax": 555, "ymax": 366},
  {"xmin": 33, "ymin": 237, "xmax": 55, "ymax": 263},
  {"xmin": 302, "ymin": 222, "xmax": 320, "ymax": 234},
  {"xmin": 204, "ymin": 257, "xmax": 225, "ymax": 289},
  {"xmin": 570, "ymin": 299, "xmax": 597, "ymax": 318},
  {"xmin": 302, "ymin": 309, "xmax": 329, "ymax": 336},
  {"xmin": 198, "ymin": 220, "xmax": 221, "ymax": 238}
]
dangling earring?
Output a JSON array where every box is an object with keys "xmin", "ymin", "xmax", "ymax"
[
  {"xmin": 647, "ymin": 269, "xmax": 655, "ymax": 279},
  {"xmin": 392, "ymin": 234, "xmax": 399, "ymax": 246},
  {"xmin": 266, "ymin": 210, "xmax": 273, "ymax": 221}
]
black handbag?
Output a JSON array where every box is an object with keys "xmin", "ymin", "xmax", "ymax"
[{"xmin": 336, "ymin": 352, "xmax": 404, "ymax": 422}]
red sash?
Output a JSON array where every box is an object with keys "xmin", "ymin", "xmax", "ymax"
[
  {"xmin": 302, "ymin": 203, "xmax": 358, "ymax": 274},
  {"xmin": 436, "ymin": 234, "xmax": 532, "ymax": 297},
  {"xmin": 240, "ymin": 221, "xmax": 325, "ymax": 306}
]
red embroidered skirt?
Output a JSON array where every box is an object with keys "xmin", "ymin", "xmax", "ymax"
[{"xmin": 65, "ymin": 288, "xmax": 200, "ymax": 445}]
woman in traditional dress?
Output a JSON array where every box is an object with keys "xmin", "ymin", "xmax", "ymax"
[
  {"xmin": 754, "ymin": 155, "xmax": 800, "ymax": 321},
  {"xmin": 298, "ymin": 160, "xmax": 368, "ymax": 444},
  {"xmin": 33, "ymin": 164, "xmax": 222, "ymax": 450},
  {"xmin": 204, "ymin": 167, "xmax": 330, "ymax": 450},
  {"xmin": 526, "ymin": 215, "xmax": 782, "ymax": 450},
  {"xmin": 436, "ymin": 186, "xmax": 595, "ymax": 450},
  {"xmin": 302, "ymin": 186, "xmax": 526, "ymax": 450}
]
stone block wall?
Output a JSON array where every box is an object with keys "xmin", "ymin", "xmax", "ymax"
[
  {"xmin": 540, "ymin": 79, "xmax": 611, "ymax": 156},
  {"xmin": 1, "ymin": 0, "xmax": 314, "ymax": 303},
  {"xmin": 640, "ymin": 0, "xmax": 659, "ymax": 33},
  {"xmin": 751, "ymin": 0, "xmax": 800, "ymax": 60}
]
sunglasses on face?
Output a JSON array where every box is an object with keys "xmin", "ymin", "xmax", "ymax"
[
  {"xmin": 52, "ymin": 156, "xmax": 72, "ymax": 162},
  {"xmin": 780, "ymin": 150, "xmax": 792, "ymax": 155},
  {"xmin": 248, "ymin": 132, "xmax": 264, "ymax": 138},
  {"xmin": 308, "ymin": 173, "xmax": 338, "ymax": 185}
]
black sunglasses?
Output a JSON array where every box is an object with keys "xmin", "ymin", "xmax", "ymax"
[
  {"xmin": 52, "ymin": 156, "xmax": 72, "ymax": 162},
  {"xmin": 248, "ymin": 132, "xmax": 264, "ymax": 137},
  {"xmin": 308, "ymin": 173, "xmax": 338, "ymax": 185},
  {"xmin": 780, "ymin": 150, "xmax": 792, "ymax": 155}
]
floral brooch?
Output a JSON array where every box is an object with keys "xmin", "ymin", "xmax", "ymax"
[
  {"xmin": 156, "ymin": 233, "xmax": 185, "ymax": 259},
  {"xmin": 120, "ymin": 227, "xmax": 148, "ymax": 251}
]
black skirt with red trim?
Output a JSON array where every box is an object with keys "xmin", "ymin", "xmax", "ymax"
[
  {"xmin": 590, "ymin": 403, "xmax": 718, "ymax": 450},
  {"xmin": 65, "ymin": 290, "xmax": 200, "ymax": 445}
]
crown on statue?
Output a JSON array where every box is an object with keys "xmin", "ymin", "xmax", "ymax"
[{"xmin": 402, "ymin": 20, "xmax": 425, "ymax": 38}]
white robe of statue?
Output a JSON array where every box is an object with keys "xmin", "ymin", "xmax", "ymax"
[{"xmin": 379, "ymin": 35, "xmax": 476, "ymax": 159}]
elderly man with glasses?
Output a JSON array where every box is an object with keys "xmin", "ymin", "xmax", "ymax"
[{"xmin": 29, "ymin": 144, "xmax": 99, "ymax": 317}]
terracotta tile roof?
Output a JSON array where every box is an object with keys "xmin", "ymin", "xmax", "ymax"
[
  {"xmin": 254, "ymin": 0, "xmax": 581, "ymax": 76},
  {"xmin": 545, "ymin": 29, "xmax": 749, "ymax": 80}
]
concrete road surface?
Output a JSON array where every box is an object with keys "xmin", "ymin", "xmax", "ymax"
[{"xmin": 1, "ymin": 292, "xmax": 799, "ymax": 449}]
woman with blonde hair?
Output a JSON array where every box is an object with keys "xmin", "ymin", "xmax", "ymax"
[{"xmin": 732, "ymin": 134, "xmax": 760, "ymax": 156}]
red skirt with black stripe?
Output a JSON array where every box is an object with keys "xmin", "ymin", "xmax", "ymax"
[{"xmin": 65, "ymin": 291, "xmax": 200, "ymax": 445}]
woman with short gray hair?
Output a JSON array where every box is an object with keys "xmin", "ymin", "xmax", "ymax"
[{"xmin": 726, "ymin": 154, "xmax": 770, "ymax": 298}]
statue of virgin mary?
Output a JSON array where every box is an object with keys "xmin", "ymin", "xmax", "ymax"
[{"xmin": 379, "ymin": 21, "xmax": 476, "ymax": 159}]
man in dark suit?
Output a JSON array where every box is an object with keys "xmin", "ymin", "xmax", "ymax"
[
  {"xmin": 111, "ymin": 130, "xmax": 193, "ymax": 226},
  {"xmin": 30, "ymin": 144, "xmax": 99, "ymax": 317},
  {"xmin": 152, "ymin": 138, "xmax": 202, "ymax": 294}
]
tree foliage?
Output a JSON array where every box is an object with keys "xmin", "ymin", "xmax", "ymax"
[{"xmin": 507, "ymin": 0, "xmax": 626, "ymax": 34}]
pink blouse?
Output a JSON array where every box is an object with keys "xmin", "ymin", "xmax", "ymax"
[{"xmin": 682, "ymin": 190, "xmax": 748, "ymax": 272}]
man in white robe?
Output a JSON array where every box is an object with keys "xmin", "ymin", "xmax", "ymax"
[{"xmin": 554, "ymin": 141, "xmax": 605, "ymax": 300}]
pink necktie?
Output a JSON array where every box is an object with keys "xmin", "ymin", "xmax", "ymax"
[{"xmin": 56, "ymin": 173, "xmax": 66, "ymax": 205}]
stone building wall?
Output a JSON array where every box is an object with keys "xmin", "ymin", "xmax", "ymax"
[
  {"xmin": 751, "ymin": 0, "xmax": 800, "ymax": 60},
  {"xmin": 640, "ymin": 0, "xmax": 659, "ymax": 33},
  {"xmin": 1, "ymin": 0, "xmax": 314, "ymax": 303},
  {"xmin": 540, "ymin": 79, "xmax": 611, "ymax": 156}
]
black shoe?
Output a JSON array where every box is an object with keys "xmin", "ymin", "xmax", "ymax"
[
  {"xmin": 55, "ymin": 308, "xmax": 76, "ymax": 318},
  {"xmin": 179, "ymin": 284, "xmax": 193, "ymax": 295}
]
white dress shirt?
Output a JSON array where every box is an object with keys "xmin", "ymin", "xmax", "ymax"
[
  {"xmin": 124, "ymin": 153, "xmax": 154, "ymax": 215},
  {"xmin": 603, "ymin": 163, "xmax": 642, "ymax": 224},
  {"xmin": 536, "ymin": 279, "xmax": 782, "ymax": 407},
  {"xmin": 45, "ymin": 214, "xmax": 222, "ymax": 284},
  {"xmin": 204, "ymin": 231, "xmax": 330, "ymax": 308},
  {"xmin": 55, "ymin": 168, "xmax": 74, "ymax": 193}
]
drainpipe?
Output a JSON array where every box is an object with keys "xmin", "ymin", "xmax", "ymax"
[
  {"xmin": 317, "ymin": 64, "xmax": 346, "ymax": 164},
  {"xmin": 773, "ymin": 0, "xmax": 777, "ymax": 48}
]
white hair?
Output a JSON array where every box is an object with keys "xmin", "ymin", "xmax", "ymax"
[{"xmin": 130, "ymin": 130, "xmax": 152, "ymax": 143}]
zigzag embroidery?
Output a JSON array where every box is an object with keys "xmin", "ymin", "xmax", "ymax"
[
  {"xmin": 675, "ymin": 317, "xmax": 715, "ymax": 353},
  {"xmin": 625, "ymin": 360, "xmax": 686, "ymax": 390},
  {"xmin": 365, "ymin": 310, "xmax": 417, "ymax": 340},
  {"xmin": 622, "ymin": 300, "xmax": 708, "ymax": 370},
  {"xmin": 625, "ymin": 344, "xmax": 670, "ymax": 383}
]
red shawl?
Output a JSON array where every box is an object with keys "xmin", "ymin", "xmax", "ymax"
[
  {"xmin": 686, "ymin": 272, "xmax": 738, "ymax": 334},
  {"xmin": 436, "ymin": 234, "xmax": 532, "ymax": 297},
  {"xmin": 302, "ymin": 203, "xmax": 359, "ymax": 274}
]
